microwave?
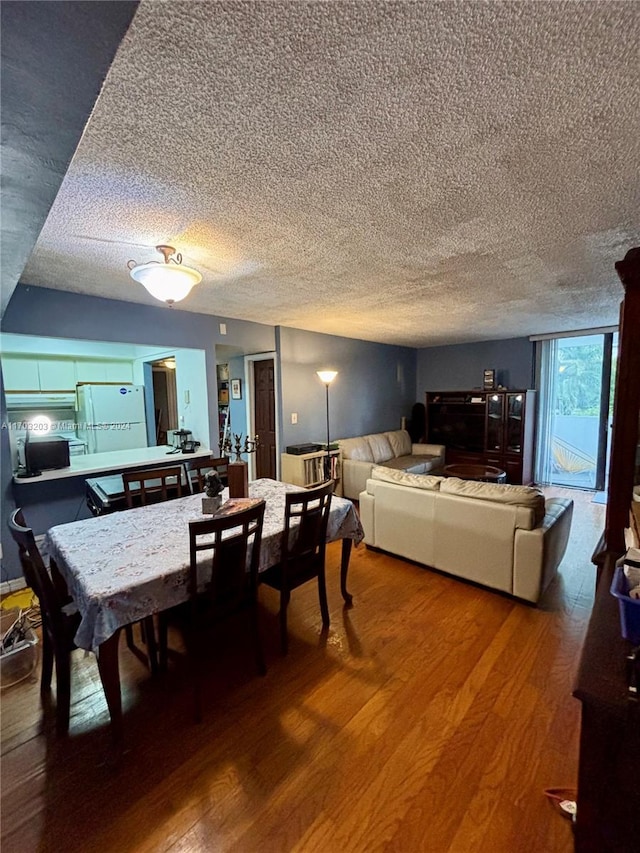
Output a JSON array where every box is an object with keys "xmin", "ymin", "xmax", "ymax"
[{"xmin": 18, "ymin": 435, "xmax": 70, "ymax": 473}]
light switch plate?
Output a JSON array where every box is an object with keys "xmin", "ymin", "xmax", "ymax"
[{"xmin": 291, "ymin": 412, "xmax": 298, "ymax": 424}]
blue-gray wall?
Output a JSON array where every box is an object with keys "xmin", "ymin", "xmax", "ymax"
[
  {"xmin": 417, "ymin": 337, "xmax": 535, "ymax": 395},
  {"xmin": 278, "ymin": 326, "xmax": 417, "ymax": 448}
]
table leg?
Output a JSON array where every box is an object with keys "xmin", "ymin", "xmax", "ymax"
[
  {"xmin": 96, "ymin": 628, "xmax": 123, "ymax": 747},
  {"xmin": 340, "ymin": 538, "xmax": 353, "ymax": 605}
]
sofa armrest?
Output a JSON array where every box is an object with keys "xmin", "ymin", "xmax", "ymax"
[
  {"xmin": 412, "ymin": 443, "xmax": 445, "ymax": 460},
  {"xmin": 513, "ymin": 498, "xmax": 574, "ymax": 602},
  {"xmin": 342, "ymin": 458, "xmax": 375, "ymax": 501}
]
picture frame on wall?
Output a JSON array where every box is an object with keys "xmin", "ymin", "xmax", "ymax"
[{"xmin": 231, "ymin": 378, "xmax": 242, "ymax": 400}]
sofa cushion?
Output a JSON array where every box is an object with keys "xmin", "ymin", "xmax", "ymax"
[
  {"xmin": 384, "ymin": 430, "xmax": 412, "ymax": 458},
  {"xmin": 338, "ymin": 436, "xmax": 374, "ymax": 462},
  {"xmin": 368, "ymin": 433, "xmax": 394, "ymax": 464},
  {"xmin": 383, "ymin": 454, "xmax": 439, "ymax": 473},
  {"xmin": 440, "ymin": 478, "xmax": 546, "ymax": 525},
  {"xmin": 371, "ymin": 466, "xmax": 443, "ymax": 491}
]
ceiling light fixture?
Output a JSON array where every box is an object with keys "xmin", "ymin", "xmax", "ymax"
[{"xmin": 127, "ymin": 245, "xmax": 202, "ymax": 306}]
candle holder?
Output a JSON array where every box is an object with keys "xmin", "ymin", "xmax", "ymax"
[{"xmin": 222, "ymin": 433, "xmax": 260, "ymax": 497}]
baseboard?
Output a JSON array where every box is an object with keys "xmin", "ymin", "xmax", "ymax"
[{"xmin": 1, "ymin": 576, "xmax": 27, "ymax": 597}]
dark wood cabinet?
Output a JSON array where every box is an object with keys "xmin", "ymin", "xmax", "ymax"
[
  {"xmin": 425, "ymin": 389, "xmax": 535, "ymax": 484},
  {"xmin": 573, "ymin": 247, "xmax": 640, "ymax": 852}
]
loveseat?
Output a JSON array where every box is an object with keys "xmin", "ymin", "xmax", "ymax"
[
  {"xmin": 359, "ymin": 466, "xmax": 573, "ymax": 603},
  {"xmin": 336, "ymin": 429, "xmax": 445, "ymax": 500}
]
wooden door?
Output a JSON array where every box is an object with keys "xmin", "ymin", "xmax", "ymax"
[{"xmin": 254, "ymin": 359, "xmax": 276, "ymax": 479}]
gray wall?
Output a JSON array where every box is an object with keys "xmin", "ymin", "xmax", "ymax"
[
  {"xmin": 417, "ymin": 337, "xmax": 535, "ymax": 395},
  {"xmin": 278, "ymin": 326, "xmax": 417, "ymax": 448}
]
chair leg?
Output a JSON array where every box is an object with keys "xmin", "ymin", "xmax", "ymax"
[
  {"xmin": 54, "ymin": 651, "xmax": 71, "ymax": 734},
  {"xmin": 318, "ymin": 569, "xmax": 330, "ymax": 627},
  {"xmin": 125, "ymin": 624, "xmax": 136, "ymax": 651},
  {"xmin": 40, "ymin": 628, "xmax": 54, "ymax": 694}
]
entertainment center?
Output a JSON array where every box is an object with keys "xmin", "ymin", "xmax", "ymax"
[{"xmin": 425, "ymin": 389, "xmax": 536, "ymax": 485}]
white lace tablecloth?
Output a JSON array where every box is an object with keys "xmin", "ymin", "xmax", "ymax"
[{"xmin": 45, "ymin": 478, "xmax": 363, "ymax": 652}]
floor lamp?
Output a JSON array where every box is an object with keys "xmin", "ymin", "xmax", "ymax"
[{"xmin": 316, "ymin": 370, "xmax": 338, "ymax": 482}]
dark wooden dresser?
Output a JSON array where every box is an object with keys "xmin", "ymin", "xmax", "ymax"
[{"xmin": 572, "ymin": 247, "xmax": 640, "ymax": 851}]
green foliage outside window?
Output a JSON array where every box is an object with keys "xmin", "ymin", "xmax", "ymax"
[{"xmin": 556, "ymin": 344, "xmax": 604, "ymax": 416}]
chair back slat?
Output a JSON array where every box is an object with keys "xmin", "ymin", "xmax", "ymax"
[
  {"xmin": 122, "ymin": 466, "xmax": 185, "ymax": 508},
  {"xmin": 188, "ymin": 501, "xmax": 266, "ymax": 615},
  {"xmin": 283, "ymin": 482, "xmax": 333, "ymax": 567},
  {"xmin": 185, "ymin": 456, "xmax": 229, "ymax": 494},
  {"xmin": 7, "ymin": 509, "xmax": 67, "ymax": 637}
]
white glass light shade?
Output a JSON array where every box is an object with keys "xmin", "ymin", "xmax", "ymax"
[
  {"xmin": 129, "ymin": 263, "xmax": 201, "ymax": 304},
  {"xmin": 317, "ymin": 370, "xmax": 338, "ymax": 385}
]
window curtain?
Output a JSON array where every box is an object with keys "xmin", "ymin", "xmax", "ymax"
[{"xmin": 535, "ymin": 338, "xmax": 558, "ymax": 485}]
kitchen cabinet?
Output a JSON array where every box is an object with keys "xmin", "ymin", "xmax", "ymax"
[
  {"xmin": 2, "ymin": 356, "xmax": 41, "ymax": 391},
  {"xmin": 2, "ymin": 355, "xmax": 134, "ymax": 391},
  {"xmin": 75, "ymin": 360, "xmax": 133, "ymax": 384},
  {"xmin": 2, "ymin": 355, "xmax": 75, "ymax": 391},
  {"xmin": 38, "ymin": 359, "xmax": 76, "ymax": 391}
]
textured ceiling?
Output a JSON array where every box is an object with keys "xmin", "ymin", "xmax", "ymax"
[{"xmin": 19, "ymin": 0, "xmax": 640, "ymax": 347}]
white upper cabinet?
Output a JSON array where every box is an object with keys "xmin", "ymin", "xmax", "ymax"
[
  {"xmin": 75, "ymin": 360, "xmax": 134, "ymax": 384},
  {"xmin": 2, "ymin": 356, "xmax": 41, "ymax": 391},
  {"xmin": 2, "ymin": 355, "xmax": 134, "ymax": 391},
  {"xmin": 38, "ymin": 359, "xmax": 77, "ymax": 390}
]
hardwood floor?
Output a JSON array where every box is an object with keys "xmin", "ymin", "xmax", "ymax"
[{"xmin": 1, "ymin": 488, "xmax": 603, "ymax": 852}]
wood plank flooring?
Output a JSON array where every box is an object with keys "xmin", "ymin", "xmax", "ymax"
[{"xmin": 1, "ymin": 488, "xmax": 603, "ymax": 852}]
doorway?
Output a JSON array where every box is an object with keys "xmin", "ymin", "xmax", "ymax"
[
  {"xmin": 253, "ymin": 358, "xmax": 276, "ymax": 479},
  {"xmin": 150, "ymin": 358, "xmax": 178, "ymax": 446},
  {"xmin": 535, "ymin": 331, "xmax": 618, "ymax": 490}
]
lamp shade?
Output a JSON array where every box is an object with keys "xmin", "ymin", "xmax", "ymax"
[
  {"xmin": 317, "ymin": 370, "xmax": 338, "ymax": 385},
  {"xmin": 128, "ymin": 245, "xmax": 202, "ymax": 305}
]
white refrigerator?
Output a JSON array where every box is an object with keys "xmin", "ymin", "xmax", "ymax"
[{"xmin": 76, "ymin": 384, "xmax": 148, "ymax": 453}]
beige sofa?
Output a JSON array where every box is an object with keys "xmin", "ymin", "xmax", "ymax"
[
  {"xmin": 336, "ymin": 429, "xmax": 445, "ymax": 500},
  {"xmin": 359, "ymin": 466, "xmax": 573, "ymax": 603}
]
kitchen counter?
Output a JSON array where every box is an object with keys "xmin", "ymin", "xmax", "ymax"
[{"xmin": 12, "ymin": 445, "xmax": 213, "ymax": 484}]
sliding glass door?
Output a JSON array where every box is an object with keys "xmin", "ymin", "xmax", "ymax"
[{"xmin": 536, "ymin": 331, "xmax": 617, "ymax": 490}]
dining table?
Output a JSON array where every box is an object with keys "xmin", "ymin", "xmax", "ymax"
[{"xmin": 44, "ymin": 478, "xmax": 364, "ymax": 743}]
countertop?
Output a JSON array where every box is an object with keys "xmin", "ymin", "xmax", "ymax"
[{"xmin": 12, "ymin": 445, "xmax": 213, "ymax": 484}]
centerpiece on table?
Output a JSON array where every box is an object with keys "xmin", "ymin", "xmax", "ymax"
[
  {"xmin": 201, "ymin": 470, "xmax": 225, "ymax": 514},
  {"xmin": 222, "ymin": 433, "xmax": 260, "ymax": 498}
]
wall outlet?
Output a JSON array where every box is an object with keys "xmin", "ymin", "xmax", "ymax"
[
  {"xmin": 219, "ymin": 323, "xmax": 227, "ymax": 335},
  {"xmin": 291, "ymin": 412, "xmax": 298, "ymax": 424}
]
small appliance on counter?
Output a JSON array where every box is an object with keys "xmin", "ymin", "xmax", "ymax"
[
  {"xmin": 16, "ymin": 435, "xmax": 70, "ymax": 477},
  {"xmin": 168, "ymin": 429, "xmax": 200, "ymax": 454}
]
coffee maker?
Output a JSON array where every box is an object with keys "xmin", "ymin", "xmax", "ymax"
[{"xmin": 169, "ymin": 429, "xmax": 199, "ymax": 453}]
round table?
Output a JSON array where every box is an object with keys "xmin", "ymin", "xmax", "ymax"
[{"xmin": 443, "ymin": 463, "xmax": 507, "ymax": 484}]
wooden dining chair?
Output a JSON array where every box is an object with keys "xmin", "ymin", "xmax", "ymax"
[
  {"xmin": 176, "ymin": 500, "xmax": 267, "ymax": 722},
  {"xmin": 185, "ymin": 456, "xmax": 229, "ymax": 494},
  {"xmin": 121, "ymin": 466, "xmax": 185, "ymax": 670},
  {"xmin": 122, "ymin": 465, "xmax": 185, "ymax": 508},
  {"xmin": 7, "ymin": 508, "xmax": 81, "ymax": 734},
  {"xmin": 260, "ymin": 481, "xmax": 333, "ymax": 654}
]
